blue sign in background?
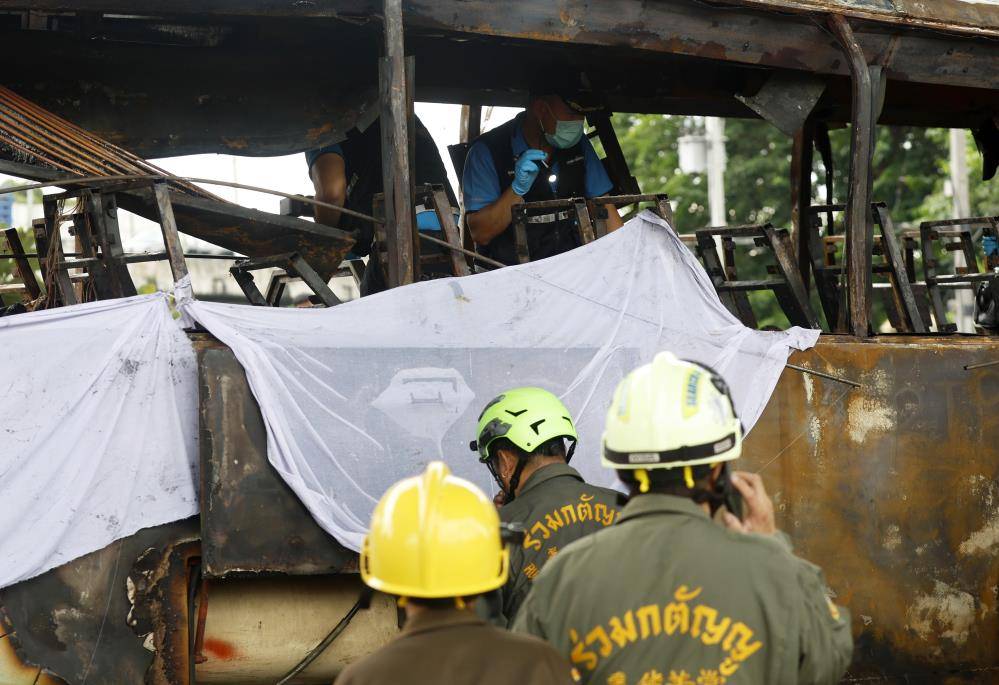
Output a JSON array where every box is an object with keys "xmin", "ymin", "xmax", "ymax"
[{"xmin": 0, "ymin": 194, "xmax": 13, "ymax": 228}]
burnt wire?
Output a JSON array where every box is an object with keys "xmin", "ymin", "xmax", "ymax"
[
  {"xmin": 80, "ymin": 538, "xmax": 124, "ymax": 685},
  {"xmin": 755, "ymin": 384, "xmax": 852, "ymax": 474},
  {"xmin": 274, "ymin": 594, "xmax": 364, "ymax": 685}
]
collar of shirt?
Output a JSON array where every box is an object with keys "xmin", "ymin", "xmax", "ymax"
[
  {"xmin": 617, "ymin": 493, "xmax": 710, "ymax": 525},
  {"xmin": 401, "ymin": 606, "xmax": 485, "ymax": 638},
  {"xmin": 516, "ymin": 462, "xmax": 583, "ymax": 498}
]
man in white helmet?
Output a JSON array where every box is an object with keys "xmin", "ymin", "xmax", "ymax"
[{"xmin": 513, "ymin": 352, "xmax": 853, "ymax": 685}]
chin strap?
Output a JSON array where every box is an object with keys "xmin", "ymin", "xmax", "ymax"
[
  {"xmin": 489, "ymin": 436, "xmax": 575, "ymax": 504},
  {"xmin": 504, "ymin": 458, "xmax": 529, "ymax": 504},
  {"xmin": 690, "ymin": 462, "xmax": 731, "ymax": 516},
  {"xmin": 565, "ymin": 437, "xmax": 578, "ymax": 463},
  {"xmin": 486, "ymin": 457, "xmax": 528, "ymax": 505}
]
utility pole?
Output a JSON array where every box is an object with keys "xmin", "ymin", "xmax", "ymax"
[
  {"xmin": 705, "ymin": 117, "xmax": 727, "ymax": 227},
  {"xmin": 949, "ymin": 128, "xmax": 974, "ymax": 332}
]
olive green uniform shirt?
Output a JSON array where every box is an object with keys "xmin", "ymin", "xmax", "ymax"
[
  {"xmin": 496, "ymin": 463, "xmax": 623, "ymax": 626},
  {"xmin": 513, "ymin": 494, "xmax": 853, "ymax": 685},
  {"xmin": 334, "ymin": 606, "xmax": 575, "ymax": 685}
]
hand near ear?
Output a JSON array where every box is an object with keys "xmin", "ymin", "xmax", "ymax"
[{"xmin": 722, "ymin": 471, "xmax": 776, "ymax": 536}]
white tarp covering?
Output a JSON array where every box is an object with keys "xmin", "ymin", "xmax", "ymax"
[
  {"xmin": 0, "ymin": 294, "xmax": 198, "ymax": 588},
  {"xmin": 183, "ymin": 211, "xmax": 819, "ymax": 551}
]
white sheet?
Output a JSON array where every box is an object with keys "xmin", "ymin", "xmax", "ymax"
[
  {"xmin": 0, "ymin": 294, "xmax": 198, "ymax": 588},
  {"xmin": 183, "ymin": 211, "xmax": 819, "ymax": 551}
]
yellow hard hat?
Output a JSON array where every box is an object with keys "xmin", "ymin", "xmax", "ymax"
[
  {"xmin": 602, "ymin": 352, "xmax": 742, "ymax": 470},
  {"xmin": 360, "ymin": 461, "xmax": 509, "ymax": 598}
]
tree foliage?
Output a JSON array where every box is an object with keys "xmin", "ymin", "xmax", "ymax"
[
  {"xmin": 610, "ymin": 113, "xmax": 999, "ymax": 328},
  {"xmin": 0, "ymin": 186, "xmax": 39, "ymax": 291}
]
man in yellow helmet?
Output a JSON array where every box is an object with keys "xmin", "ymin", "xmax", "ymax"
[
  {"xmin": 513, "ymin": 352, "xmax": 853, "ymax": 684},
  {"xmin": 336, "ymin": 461, "xmax": 576, "ymax": 685},
  {"xmin": 471, "ymin": 387, "xmax": 622, "ymax": 625}
]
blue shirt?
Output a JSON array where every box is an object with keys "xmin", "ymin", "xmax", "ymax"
[
  {"xmin": 462, "ymin": 114, "xmax": 614, "ymax": 212},
  {"xmin": 306, "ymin": 143, "xmax": 450, "ymax": 232}
]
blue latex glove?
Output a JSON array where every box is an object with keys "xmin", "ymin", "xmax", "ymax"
[{"xmin": 511, "ymin": 149, "xmax": 548, "ymax": 196}]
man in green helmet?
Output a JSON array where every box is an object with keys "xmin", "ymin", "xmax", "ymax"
[
  {"xmin": 471, "ymin": 387, "xmax": 622, "ymax": 626},
  {"xmin": 513, "ymin": 352, "xmax": 853, "ymax": 684}
]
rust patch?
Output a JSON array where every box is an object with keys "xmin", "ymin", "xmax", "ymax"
[
  {"xmin": 221, "ymin": 137, "xmax": 249, "ymax": 150},
  {"xmin": 202, "ymin": 637, "xmax": 239, "ymax": 661},
  {"xmin": 745, "ymin": 335, "xmax": 999, "ymax": 679},
  {"xmin": 306, "ymin": 121, "xmax": 335, "ymax": 142},
  {"xmin": 694, "ymin": 40, "xmax": 729, "ymax": 61}
]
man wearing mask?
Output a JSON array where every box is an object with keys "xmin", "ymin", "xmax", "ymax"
[
  {"xmin": 471, "ymin": 387, "xmax": 622, "ymax": 626},
  {"xmin": 462, "ymin": 94, "xmax": 624, "ymax": 266}
]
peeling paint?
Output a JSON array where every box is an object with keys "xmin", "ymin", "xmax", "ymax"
[
  {"xmin": 846, "ymin": 395, "xmax": 896, "ymax": 443},
  {"xmin": 808, "ymin": 415, "xmax": 821, "ymax": 443},
  {"xmin": 884, "ymin": 524, "xmax": 902, "ymax": 551},
  {"xmin": 959, "ymin": 511, "xmax": 999, "ymax": 556},
  {"xmin": 907, "ymin": 581, "xmax": 976, "ymax": 645}
]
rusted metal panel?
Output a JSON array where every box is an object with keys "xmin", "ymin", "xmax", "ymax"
[
  {"xmin": 720, "ymin": 0, "xmax": 999, "ymax": 37},
  {"xmin": 3, "ymin": 0, "xmax": 998, "ymax": 35},
  {"xmin": 198, "ymin": 344, "xmax": 358, "ymax": 578},
  {"xmin": 0, "ymin": 18, "xmax": 381, "ymax": 158},
  {"xmin": 744, "ymin": 336, "xmax": 999, "ymax": 681},
  {"xmin": 117, "ymin": 190, "xmax": 355, "ymax": 279},
  {"xmin": 0, "ymin": 518, "xmax": 199, "ymax": 684},
  {"xmin": 0, "ymin": 0, "xmax": 996, "ymax": 161},
  {"xmin": 402, "ymin": 0, "xmax": 999, "ymax": 90}
]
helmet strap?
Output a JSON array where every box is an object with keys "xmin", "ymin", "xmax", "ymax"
[
  {"xmin": 505, "ymin": 457, "xmax": 529, "ymax": 503},
  {"xmin": 683, "ymin": 466, "xmax": 695, "ymax": 489},
  {"xmin": 635, "ymin": 468, "xmax": 651, "ymax": 493},
  {"xmin": 485, "ymin": 458, "xmax": 508, "ymax": 502},
  {"xmin": 691, "ymin": 462, "xmax": 729, "ymax": 515},
  {"xmin": 565, "ymin": 437, "xmax": 578, "ymax": 464},
  {"xmin": 485, "ymin": 453, "xmax": 528, "ymax": 504}
]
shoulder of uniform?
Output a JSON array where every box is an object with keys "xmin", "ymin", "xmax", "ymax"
[
  {"xmin": 591, "ymin": 484, "xmax": 625, "ymax": 502},
  {"xmin": 491, "ymin": 623, "xmax": 568, "ymax": 656},
  {"xmin": 499, "ymin": 498, "xmax": 528, "ymax": 521},
  {"xmin": 332, "ymin": 648, "xmax": 389, "ymax": 683},
  {"xmin": 715, "ymin": 527, "xmax": 806, "ymax": 576}
]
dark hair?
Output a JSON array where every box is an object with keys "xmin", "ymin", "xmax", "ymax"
[
  {"xmin": 408, "ymin": 596, "xmax": 477, "ymax": 609},
  {"xmin": 488, "ymin": 436, "xmax": 567, "ymax": 463},
  {"xmin": 617, "ymin": 463, "xmax": 715, "ymax": 498}
]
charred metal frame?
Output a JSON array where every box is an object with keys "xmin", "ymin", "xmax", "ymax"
[
  {"xmin": 509, "ymin": 194, "xmax": 673, "ymax": 265},
  {"xmin": 30, "ymin": 179, "xmax": 190, "ymax": 304},
  {"xmin": 828, "ymin": 15, "xmax": 879, "ymax": 337},
  {"xmin": 229, "ymin": 252, "xmax": 342, "ymax": 308},
  {"xmin": 919, "ymin": 216, "xmax": 999, "ymax": 332},
  {"xmin": 379, "ymin": 0, "xmax": 417, "ymax": 288},
  {"xmin": 694, "ymin": 223, "xmax": 820, "ymax": 329},
  {"xmin": 804, "ymin": 202, "xmax": 927, "ymax": 333}
]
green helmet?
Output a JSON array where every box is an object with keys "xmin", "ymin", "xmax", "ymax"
[{"xmin": 472, "ymin": 387, "xmax": 578, "ymax": 463}]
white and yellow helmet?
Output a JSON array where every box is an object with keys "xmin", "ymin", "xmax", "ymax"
[{"xmin": 602, "ymin": 352, "xmax": 742, "ymax": 472}]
